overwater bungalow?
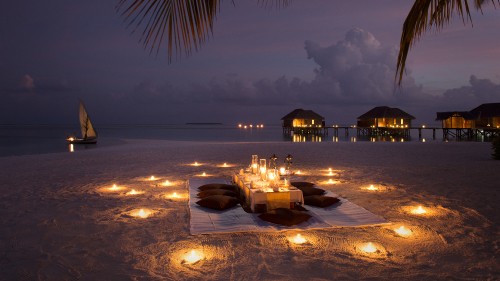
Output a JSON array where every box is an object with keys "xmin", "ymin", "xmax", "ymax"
[
  {"xmin": 281, "ymin": 109, "xmax": 325, "ymax": 135},
  {"xmin": 469, "ymin": 103, "xmax": 500, "ymax": 129},
  {"xmin": 356, "ymin": 106, "xmax": 415, "ymax": 137},
  {"xmin": 435, "ymin": 111, "xmax": 475, "ymax": 128},
  {"xmin": 436, "ymin": 103, "xmax": 500, "ymax": 140}
]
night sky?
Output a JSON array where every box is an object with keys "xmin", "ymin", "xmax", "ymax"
[{"xmin": 1, "ymin": 1, "xmax": 499, "ymax": 126}]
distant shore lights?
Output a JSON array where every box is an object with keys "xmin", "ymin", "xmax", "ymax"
[{"xmin": 238, "ymin": 123, "xmax": 264, "ymax": 129}]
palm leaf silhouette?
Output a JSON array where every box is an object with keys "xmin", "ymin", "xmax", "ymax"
[{"xmin": 396, "ymin": 0, "xmax": 498, "ymax": 85}]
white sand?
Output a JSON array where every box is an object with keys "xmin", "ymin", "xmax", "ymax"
[{"xmin": 0, "ymin": 139, "xmax": 498, "ymax": 280}]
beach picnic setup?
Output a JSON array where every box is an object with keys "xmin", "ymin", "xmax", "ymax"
[{"xmin": 189, "ymin": 154, "xmax": 389, "ymax": 235}]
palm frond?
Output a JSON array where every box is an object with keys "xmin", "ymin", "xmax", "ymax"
[
  {"xmin": 396, "ymin": 0, "xmax": 498, "ymax": 85},
  {"xmin": 117, "ymin": 0, "xmax": 291, "ymax": 62},
  {"xmin": 117, "ymin": 0, "xmax": 220, "ymax": 62}
]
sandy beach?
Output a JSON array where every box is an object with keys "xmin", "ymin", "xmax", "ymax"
[{"xmin": 0, "ymin": 139, "xmax": 498, "ymax": 280}]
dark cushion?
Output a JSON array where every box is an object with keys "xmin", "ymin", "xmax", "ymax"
[
  {"xmin": 304, "ymin": 195, "xmax": 340, "ymax": 208},
  {"xmin": 197, "ymin": 189, "xmax": 237, "ymax": 198},
  {"xmin": 198, "ymin": 183, "xmax": 237, "ymax": 192},
  {"xmin": 258, "ymin": 208, "xmax": 312, "ymax": 226},
  {"xmin": 196, "ymin": 195, "xmax": 239, "ymax": 210},
  {"xmin": 296, "ymin": 185, "xmax": 326, "ymax": 197}
]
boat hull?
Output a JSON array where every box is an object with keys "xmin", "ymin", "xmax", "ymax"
[{"xmin": 67, "ymin": 138, "xmax": 97, "ymax": 144}]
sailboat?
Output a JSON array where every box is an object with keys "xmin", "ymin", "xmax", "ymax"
[{"xmin": 67, "ymin": 101, "xmax": 98, "ymax": 144}]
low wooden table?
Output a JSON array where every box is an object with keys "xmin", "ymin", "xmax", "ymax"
[{"xmin": 233, "ymin": 173, "xmax": 304, "ymax": 213}]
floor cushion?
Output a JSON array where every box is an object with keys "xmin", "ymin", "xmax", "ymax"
[
  {"xmin": 304, "ymin": 195, "xmax": 340, "ymax": 208},
  {"xmin": 198, "ymin": 183, "xmax": 237, "ymax": 192},
  {"xmin": 196, "ymin": 195, "xmax": 239, "ymax": 210},
  {"xmin": 197, "ymin": 189, "xmax": 238, "ymax": 198},
  {"xmin": 258, "ymin": 208, "xmax": 312, "ymax": 226}
]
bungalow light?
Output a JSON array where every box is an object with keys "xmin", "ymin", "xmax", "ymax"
[
  {"xmin": 238, "ymin": 124, "xmax": 242, "ymax": 128},
  {"xmin": 360, "ymin": 242, "xmax": 378, "ymax": 253},
  {"xmin": 291, "ymin": 234, "xmax": 307, "ymax": 244},
  {"xmin": 394, "ymin": 226, "xmax": 413, "ymax": 237},
  {"xmin": 183, "ymin": 250, "xmax": 203, "ymax": 264}
]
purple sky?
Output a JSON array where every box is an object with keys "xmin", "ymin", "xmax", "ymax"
[{"xmin": 1, "ymin": 0, "xmax": 499, "ymax": 126}]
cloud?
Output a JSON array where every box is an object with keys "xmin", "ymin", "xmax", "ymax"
[{"xmin": 438, "ymin": 75, "xmax": 500, "ymax": 110}]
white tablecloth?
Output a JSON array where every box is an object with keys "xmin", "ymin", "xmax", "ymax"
[{"xmin": 233, "ymin": 174, "xmax": 304, "ymax": 212}]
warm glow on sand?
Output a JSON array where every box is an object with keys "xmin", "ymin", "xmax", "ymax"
[
  {"xmin": 295, "ymin": 170, "xmax": 303, "ymax": 175},
  {"xmin": 411, "ymin": 205, "xmax": 427, "ymax": 215},
  {"xmin": 166, "ymin": 192, "xmax": 187, "ymax": 200},
  {"xmin": 198, "ymin": 172, "xmax": 209, "ymax": 177},
  {"xmin": 149, "ymin": 175, "xmax": 159, "ymax": 181},
  {"xmin": 290, "ymin": 234, "xmax": 307, "ymax": 244},
  {"xmin": 162, "ymin": 180, "xmax": 173, "ymax": 187},
  {"xmin": 130, "ymin": 208, "xmax": 154, "ymax": 218},
  {"xmin": 191, "ymin": 162, "xmax": 201, "ymax": 167},
  {"xmin": 100, "ymin": 184, "xmax": 125, "ymax": 193},
  {"xmin": 126, "ymin": 189, "xmax": 144, "ymax": 196},
  {"xmin": 324, "ymin": 179, "xmax": 340, "ymax": 185},
  {"xmin": 367, "ymin": 184, "xmax": 378, "ymax": 191},
  {"xmin": 217, "ymin": 162, "xmax": 233, "ymax": 168},
  {"xmin": 394, "ymin": 225, "xmax": 413, "ymax": 237},
  {"xmin": 360, "ymin": 242, "xmax": 378, "ymax": 253},
  {"xmin": 183, "ymin": 250, "xmax": 203, "ymax": 264}
]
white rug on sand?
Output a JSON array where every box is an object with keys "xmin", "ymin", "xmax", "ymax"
[{"xmin": 188, "ymin": 178, "xmax": 389, "ymax": 235}]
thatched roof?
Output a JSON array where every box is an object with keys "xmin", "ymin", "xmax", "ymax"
[
  {"xmin": 281, "ymin": 109, "xmax": 324, "ymax": 120},
  {"xmin": 357, "ymin": 106, "xmax": 415, "ymax": 120},
  {"xmin": 469, "ymin": 103, "xmax": 500, "ymax": 118},
  {"xmin": 436, "ymin": 111, "xmax": 475, "ymax": 121}
]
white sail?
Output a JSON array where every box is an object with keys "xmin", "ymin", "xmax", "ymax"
[{"xmin": 78, "ymin": 101, "xmax": 97, "ymax": 139}]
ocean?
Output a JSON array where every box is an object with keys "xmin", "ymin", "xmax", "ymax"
[{"xmin": 0, "ymin": 123, "xmax": 473, "ymax": 157}]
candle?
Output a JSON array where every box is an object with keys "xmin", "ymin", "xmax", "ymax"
[
  {"xmin": 183, "ymin": 250, "xmax": 203, "ymax": 264},
  {"xmin": 291, "ymin": 234, "xmax": 307, "ymax": 244},
  {"xmin": 394, "ymin": 226, "xmax": 412, "ymax": 237},
  {"xmin": 360, "ymin": 242, "xmax": 377, "ymax": 253}
]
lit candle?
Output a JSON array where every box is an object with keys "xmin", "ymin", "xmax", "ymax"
[
  {"xmin": 394, "ymin": 226, "xmax": 412, "ymax": 237},
  {"xmin": 150, "ymin": 176, "xmax": 156, "ymax": 181},
  {"xmin": 201, "ymin": 172, "xmax": 207, "ymax": 177},
  {"xmin": 223, "ymin": 162, "xmax": 228, "ymax": 167},
  {"xmin": 291, "ymin": 234, "xmax": 307, "ymax": 244},
  {"xmin": 360, "ymin": 242, "xmax": 378, "ymax": 253},
  {"xmin": 279, "ymin": 167, "xmax": 286, "ymax": 175},
  {"xmin": 367, "ymin": 184, "xmax": 378, "ymax": 191},
  {"xmin": 126, "ymin": 189, "xmax": 144, "ymax": 195},
  {"xmin": 183, "ymin": 250, "xmax": 203, "ymax": 264},
  {"xmin": 411, "ymin": 205, "xmax": 427, "ymax": 215},
  {"xmin": 162, "ymin": 180, "xmax": 172, "ymax": 187}
]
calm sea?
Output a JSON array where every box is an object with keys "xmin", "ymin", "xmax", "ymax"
[{"xmin": 0, "ymin": 124, "xmax": 449, "ymax": 157}]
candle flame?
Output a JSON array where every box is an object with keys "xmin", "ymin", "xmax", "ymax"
[
  {"xmin": 367, "ymin": 184, "xmax": 378, "ymax": 191},
  {"xmin": 126, "ymin": 189, "xmax": 144, "ymax": 195},
  {"xmin": 150, "ymin": 176, "xmax": 156, "ymax": 181},
  {"xmin": 223, "ymin": 163, "xmax": 228, "ymax": 167},
  {"xmin": 162, "ymin": 180, "xmax": 172, "ymax": 186},
  {"xmin": 291, "ymin": 234, "xmax": 307, "ymax": 244},
  {"xmin": 184, "ymin": 250, "xmax": 203, "ymax": 264},
  {"xmin": 361, "ymin": 242, "xmax": 377, "ymax": 253},
  {"xmin": 193, "ymin": 162, "xmax": 200, "ymax": 166},
  {"xmin": 394, "ymin": 226, "xmax": 412, "ymax": 237},
  {"xmin": 201, "ymin": 172, "xmax": 207, "ymax": 177},
  {"xmin": 412, "ymin": 205, "xmax": 427, "ymax": 214}
]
